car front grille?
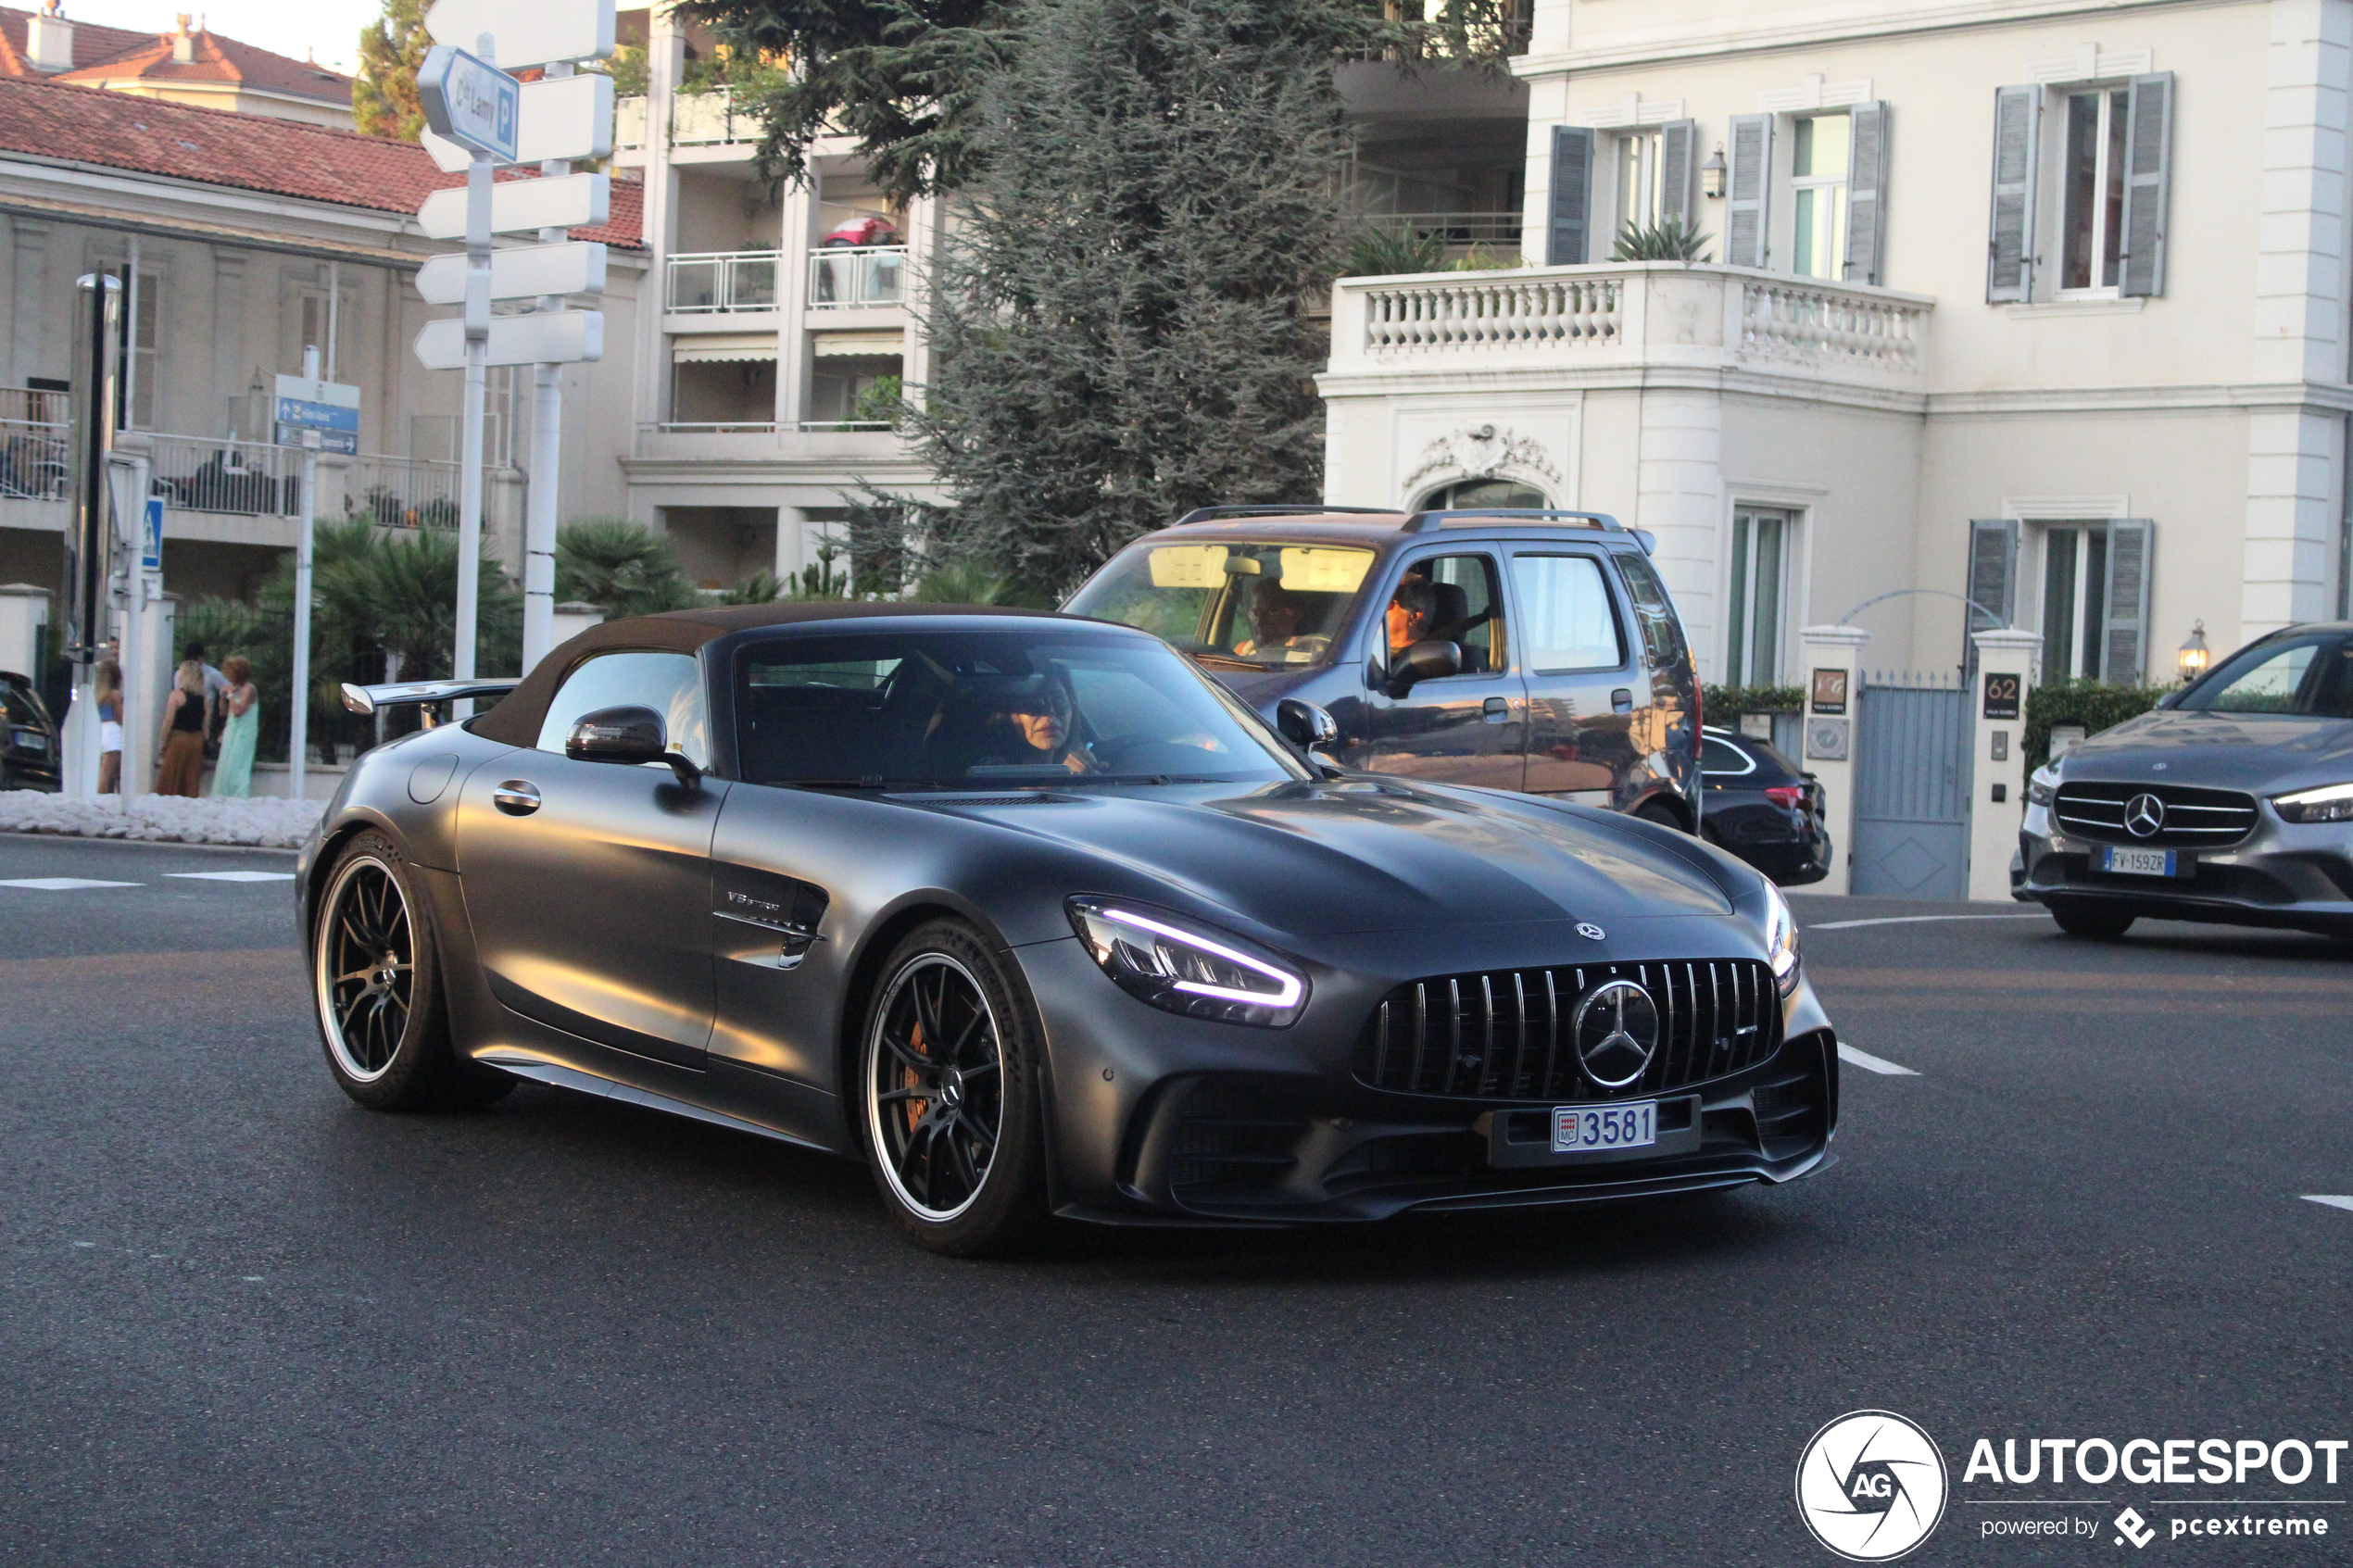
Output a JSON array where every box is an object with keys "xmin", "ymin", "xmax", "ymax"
[
  {"xmin": 1353, "ymin": 959, "xmax": 1781, "ymax": 1103},
  {"xmin": 2053, "ymin": 782, "xmax": 2259, "ymax": 848}
]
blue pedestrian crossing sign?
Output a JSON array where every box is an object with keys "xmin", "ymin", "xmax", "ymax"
[
  {"xmin": 273, "ymin": 374, "xmax": 360, "ymax": 455},
  {"xmin": 140, "ymin": 495, "xmax": 162, "ymax": 571}
]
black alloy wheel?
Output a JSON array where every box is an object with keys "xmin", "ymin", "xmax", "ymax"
[
  {"xmin": 311, "ymin": 831, "xmax": 510, "ymax": 1110},
  {"xmin": 862, "ymin": 921, "xmax": 1048, "ymax": 1254}
]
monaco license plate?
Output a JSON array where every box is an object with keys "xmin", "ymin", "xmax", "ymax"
[
  {"xmin": 2098, "ymin": 844, "xmax": 2183, "ymax": 878},
  {"xmin": 1553, "ymin": 1101, "xmax": 1656, "ymax": 1154}
]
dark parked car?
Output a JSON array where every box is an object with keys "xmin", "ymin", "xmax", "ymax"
[
  {"xmin": 1063, "ymin": 507, "xmax": 1703, "ymax": 829},
  {"xmin": 2, "ymin": 670, "xmax": 59, "ymax": 791},
  {"xmin": 303, "ymin": 603, "xmax": 1836, "ymax": 1255},
  {"xmin": 2017, "ymin": 621, "xmax": 2353, "ymax": 937},
  {"xmin": 1700, "ymin": 727, "xmax": 1830, "ymax": 885}
]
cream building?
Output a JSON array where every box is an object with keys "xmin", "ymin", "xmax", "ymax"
[{"xmin": 1320, "ymin": 0, "xmax": 2353, "ymax": 687}]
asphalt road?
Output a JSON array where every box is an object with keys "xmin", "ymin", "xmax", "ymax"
[{"xmin": 3, "ymin": 834, "xmax": 2348, "ymax": 1566}]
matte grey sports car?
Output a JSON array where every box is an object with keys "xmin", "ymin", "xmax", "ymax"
[
  {"xmin": 2018, "ymin": 621, "xmax": 2353, "ymax": 938},
  {"xmin": 298, "ymin": 603, "xmax": 1838, "ymax": 1254}
]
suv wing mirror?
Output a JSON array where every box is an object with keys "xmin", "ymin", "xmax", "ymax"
[{"xmin": 1277, "ymin": 696, "xmax": 1340, "ymax": 750}]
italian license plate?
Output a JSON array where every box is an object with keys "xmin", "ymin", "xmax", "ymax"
[
  {"xmin": 1553, "ymin": 1101, "xmax": 1656, "ymax": 1153},
  {"xmin": 2098, "ymin": 844, "xmax": 2183, "ymax": 877}
]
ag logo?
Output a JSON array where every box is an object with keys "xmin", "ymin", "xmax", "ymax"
[{"xmin": 1795, "ymin": 1410, "xmax": 1948, "ymax": 1562}]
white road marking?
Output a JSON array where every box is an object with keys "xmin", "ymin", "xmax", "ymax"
[
  {"xmin": 2302, "ymin": 1196, "xmax": 2353, "ymax": 1214},
  {"xmin": 1837, "ymin": 1041, "xmax": 1919, "ymax": 1076},
  {"xmin": 165, "ymin": 871, "xmax": 295, "ymax": 883},
  {"xmin": 0, "ymin": 877, "xmax": 143, "ymax": 891},
  {"xmin": 1806, "ymin": 914, "xmax": 2049, "ymax": 931}
]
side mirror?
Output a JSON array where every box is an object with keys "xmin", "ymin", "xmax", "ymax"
[
  {"xmin": 566, "ymin": 705, "xmax": 701, "ymax": 785},
  {"xmin": 1389, "ymin": 638, "xmax": 1464, "ymax": 694},
  {"xmin": 1276, "ymin": 696, "xmax": 1340, "ymax": 751}
]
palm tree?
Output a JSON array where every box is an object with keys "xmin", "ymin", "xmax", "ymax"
[{"xmin": 555, "ymin": 519, "xmax": 698, "ymax": 618}]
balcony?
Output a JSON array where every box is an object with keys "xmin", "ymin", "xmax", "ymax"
[
  {"xmin": 670, "ymin": 87, "xmax": 756, "ymax": 148},
  {"xmin": 616, "ymin": 95, "xmax": 647, "ymax": 150},
  {"xmin": 809, "ymin": 246, "xmax": 906, "ymax": 310},
  {"xmin": 148, "ymin": 434, "xmax": 302, "ymax": 518},
  {"xmin": 668, "ymin": 251, "xmax": 783, "ymax": 314},
  {"xmin": 0, "ymin": 395, "xmax": 69, "ymax": 503},
  {"xmin": 1327, "ymin": 263, "xmax": 1931, "ymax": 394}
]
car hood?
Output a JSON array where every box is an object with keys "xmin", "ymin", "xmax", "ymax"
[
  {"xmin": 948, "ymin": 778, "xmax": 1737, "ymax": 935},
  {"xmin": 2060, "ymin": 709, "xmax": 2353, "ymax": 791}
]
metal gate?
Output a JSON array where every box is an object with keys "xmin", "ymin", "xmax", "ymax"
[{"xmin": 1851, "ymin": 672, "xmax": 1972, "ymax": 899}]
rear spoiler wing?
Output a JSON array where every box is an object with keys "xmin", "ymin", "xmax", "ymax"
[{"xmin": 340, "ymin": 677, "xmax": 520, "ymax": 716}]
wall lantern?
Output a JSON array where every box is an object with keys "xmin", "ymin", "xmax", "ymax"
[
  {"xmin": 2177, "ymin": 621, "xmax": 2209, "ymax": 683},
  {"xmin": 1702, "ymin": 145, "xmax": 1729, "ymax": 199}
]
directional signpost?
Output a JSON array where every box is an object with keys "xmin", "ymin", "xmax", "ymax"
[
  {"xmin": 413, "ymin": 0, "xmax": 614, "ymax": 684},
  {"xmin": 276, "ymin": 365, "xmax": 358, "ymax": 797}
]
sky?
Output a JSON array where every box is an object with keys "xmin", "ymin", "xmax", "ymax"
[{"xmin": 57, "ymin": 0, "xmax": 384, "ymax": 76}]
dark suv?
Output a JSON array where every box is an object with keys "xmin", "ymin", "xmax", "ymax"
[
  {"xmin": 2, "ymin": 670, "xmax": 60, "ymax": 791},
  {"xmin": 1063, "ymin": 507, "xmax": 1702, "ymax": 826}
]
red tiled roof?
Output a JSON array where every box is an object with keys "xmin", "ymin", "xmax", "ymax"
[
  {"xmin": 57, "ymin": 21, "xmax": 356, "ymax": 106},
  {"xmin": 0, "ymin": 75, "xmax": 644, "ymax": 248},
  {"xmin": 0, "ymin": 5, "xmax": 148, "ymax": 76}
]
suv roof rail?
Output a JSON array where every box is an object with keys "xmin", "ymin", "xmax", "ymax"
[
  {"xmin": 1172, "ymin": 504, "xmax": 1400, "ymax": 525},
  {"xmin": 1402, "ymin": 508, "xmax": 1625, "ymax": 534}
]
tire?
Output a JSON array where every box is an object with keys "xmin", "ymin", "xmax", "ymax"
[
  {"xmin": 311, "ymin": 830, "xmax": 511, "ymax": 1111},
  {"xmin": 2046, "ymin": 899, "xmax": 2136, "ymax": 940},
  {"xmin": 860, "ymin": 919, "xmax": 1050, "ymax": 1257},
  {"xmin": 1635, "ymin": 798, "xmax": 1689, "ymax": 833}
]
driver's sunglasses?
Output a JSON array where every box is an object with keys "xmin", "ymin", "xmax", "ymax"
[{"xmin": 1009, "ymin": 690, "xmax": 1074, "ymax": 721}]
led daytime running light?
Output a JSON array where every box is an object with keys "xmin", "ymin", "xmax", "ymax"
[
  {"xmin": 2276, "ymin": 782, "xmax": 2353, "ymax": 807},
  {"xmin": 1101, "ymin": 908, "xmax": 1303, "ymax": 1010}
]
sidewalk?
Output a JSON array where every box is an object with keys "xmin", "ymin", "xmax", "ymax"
[{"xmin": 0, "ymin": 793, "xmax": 325, "ymax": 848}]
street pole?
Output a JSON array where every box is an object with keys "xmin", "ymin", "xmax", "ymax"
[
  {"xmin": 289, "ymin": 344, "xmax": 321, "ymax": 799},
  {"xmin": 61, "ymin": 271, "xmax": 121, "ymax": 799},
  {"xmin": 522, "ymin": 64, "xmax": 573, "ymax": 674},
  {"xmin": 453, "ymin": 32, "xmax": 496, "ymax": 721}
]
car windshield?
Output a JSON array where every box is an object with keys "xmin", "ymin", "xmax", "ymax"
[
  {"xmin": 2, "ymin": 682, "xmax": 45, "ymax": 728},
  {"xmin": 2177, "ymin": 633, "xmax": 2353, "ymax": 717},
  {"xmin": 732, "ymin": 626, "xmax": 1309, "ymax": 788},
  {"xmin": 1064, "ymin": 541, "xmax": 1376, "ymax": 670}
]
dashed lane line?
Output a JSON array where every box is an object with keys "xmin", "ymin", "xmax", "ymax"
[
  {"xmin": 1837, "ymin": 1041, "xmax": 1920, "ymax": 1076},
  {"xmin": 2303, "ymin": 1196, "xmax": 2353, "ymax": 1214},
  {"xmin": 1806, "ymin": 914, "xmax": 2050, "ymax": 932},
  {"xmin": 165, "ymin": 872, "xmax": 295, "ymax": 883},
  {"xmin": 0, "ymin": 877, "xmax": 143, "ymax": 891}
]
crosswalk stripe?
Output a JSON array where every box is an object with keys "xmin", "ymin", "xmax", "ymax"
[
  {"xmin": 2302, "ymin": 1196, "xmax": 2353, "ymax": 1214},
  {"xmin": 1837, "ymin": 1041, "xmax": 1919, "ymax": 1076},
  {"xmin": 164, "ymin": 872, "xmax": 296, "ymax": 883},
  {"xmin": 0, "ymin": 877, "xmax": 144, "ymax": 891}
]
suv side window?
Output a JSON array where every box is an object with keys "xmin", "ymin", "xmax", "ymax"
[
  {"xmin": 1512, "ymin": 554, "xmax": 1626, "ymax": 673},
  {"xmin": 1612, "ymin": 550, "xmax": 1684, "ymax": 672},
  {"xmin": 536, "ymin": 650, "xmax": 711, "ymax": 768},
  {"xmin": 1386, "ymin": 553, "xmax": 1507, "ymax": 674}
]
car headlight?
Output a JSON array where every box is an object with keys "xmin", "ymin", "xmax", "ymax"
[
  {"xmin": 1762, "ymin": 881, "xmax": 1801, "ymax": 997},
  {"xmin": 2273, "ymin": 781, "xmax": 2353, "ymax": 823},
  {"xmin": 1066, "ymin": 897, "xmax": 1308, "ymax": 1027},
  {"xmin": 2027, "ymin": 766, "xmax": 2057, "ymax": 808}
]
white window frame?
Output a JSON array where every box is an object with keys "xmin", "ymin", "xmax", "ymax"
[
  {"xmin": 2033, "ymin": 521, "xmax": 2110, "ymax": 680},
  {"xmin": 1786, "ymin": 112, "xmax": 1851, "ymax": 282},
  {"xmin": 1723, "ymin": 504, "xmax": 1797, "ymax": 687},
  {"xmin": 1614, "ymin": 129, "xmax": 1665, "ymax": 239},
  {"xmin": 2056, "ymin": 84, "xmax": 2133, "ymax": 296}
]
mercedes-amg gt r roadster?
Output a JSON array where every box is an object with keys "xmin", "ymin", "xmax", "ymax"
[{"xmin": 299, "ymin": 603, "xmax": 1838, "ymax": 1254}]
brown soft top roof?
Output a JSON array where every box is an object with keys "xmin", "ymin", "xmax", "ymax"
[{"xmin": 471, "ymin": 600, "xmax": 1078, "ymax": 747}]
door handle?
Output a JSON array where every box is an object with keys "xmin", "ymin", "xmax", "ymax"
[
  {"xmin": 1482, "ymin": 696, "xmax": 1511, "ymax": 722},
  {"xmin": 1611, "ymin": 688, "xmax": 1634, "ymax": 715},
  {"xmin": 493, "ymin": 780, "xmax": 541, "ymax": 816}
]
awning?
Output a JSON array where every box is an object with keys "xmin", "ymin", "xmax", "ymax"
[
  {"xmin": 673, "ymin": 332, "xmax": 778, "ymax": 364},
  {"xmin": 812, "ymin": 330, "xmax": 904, "ymax": 358}
]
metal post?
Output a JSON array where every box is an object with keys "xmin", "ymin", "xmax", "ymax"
[
  {"xmin": 522, "ymin": 76, "xmax": 573, "ymax": 674},
  {"xmin": 61, "ymin": 271, "xmax": 121, "ymax": 798},
  {"xmin": 454, "ymin": 57, "xmax": 494, "ymax": 721},
  {"xmin": 289, "ymin": 344, "xmax": 321, "ymax": 800}
]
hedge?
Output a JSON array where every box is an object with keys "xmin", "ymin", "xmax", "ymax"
[
  {"xmin": 1704, "ymin": 684, "xmax": 1804, "ymax": 717},
  {"xmin": 2023, "ymin": 679, "xmax": 2174, "ymax": 769}
]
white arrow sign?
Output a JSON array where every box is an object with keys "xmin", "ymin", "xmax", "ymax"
[
  {"xmin": 419, "ymin": 73, "xmax": 613, "ymax": 172},
  {"xmin": 418, "ymin": 171, "xmax": 609, "ymax": 239},
  {"xmin": 416, "ymin": 44, "xmax": 519, "ymax": 161},
  {"xmin": 417, "ymin": 242, "xmax": 608, "ymax": 305},
  {"xmin": 424, "ymin": 0, "xmax": 615, "ymax": 70},
  {"xmin": 414, "ymin": 310, "xmax": 604, "ymax": 370}
]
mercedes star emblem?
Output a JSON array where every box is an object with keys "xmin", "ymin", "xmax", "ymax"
[
  {"xmin": 1570, "ymin": 978, "xmax": 1660, "ymax": 1090},
  {"xmin": 1576, "ymin": 922, "xmax": 1606, "ymax": 941},
  {"xmin": 2124, "ymin": 793, "xmax": 2167, "ymax": 838}
]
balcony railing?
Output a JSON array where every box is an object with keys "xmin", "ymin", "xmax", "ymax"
[
  {"xmin": 1331, "ymin": 263, "xmax": 1931, "ymax": 387},
  {"xmin": 615, "ymin": 94, "xmax": 648, "ymax": 149},
  {"xmin": 346, "ymin": 453, "xmax": 460, "ymax": 530},
  {"xmin": 0, "ymin": 415, "xmax": 69, "ymax": 501},
  {"xmin": 1353, "ymin": 211, "xmax": 1524, "ymax": 248},
  {"xmin": 654, "ymin": 420, "xmax": 782, "ymax": 434},
  {"xmin": 809, "ymin": 246, "xmax": 907, "ymax": 309},
  {"xmin": 668, "ymin": 251, "xmax": 783, "ymax": 313},
  {"xmin": 671, "ymin": 87, "xmax": 755, "ymax": 147},
  {"xmin": 147, "ymin": 434, "xmax": 302, "ymax": 517}
]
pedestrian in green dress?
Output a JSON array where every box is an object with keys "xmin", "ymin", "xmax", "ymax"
[{"xmin": 211, "ymin": 653, "xmax": 259, "ymax": 797}]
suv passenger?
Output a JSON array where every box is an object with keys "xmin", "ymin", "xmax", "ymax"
[{"xmin": 1063, "ymin": 507, "xmax": 1701, "ymax": 826}]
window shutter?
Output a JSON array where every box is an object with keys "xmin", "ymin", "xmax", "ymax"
[
  {"xmin": 1985, "ymin": 85, "xmax": 2039, "ymax": 303},
  {"xmin": 2101, "ymin": 520, "xmax": 2154, "ymax": 682},
  {"xmin": 1843, "ymin": 102, "xmax": 1890, "ymax": 286},
  {"xmin": 1725, "ymin": 113, "xmax": 1772, "ymax": 268},
  {"xmin": 1966, "ymin": 518, "xmax": 2019, "ymax": 629},
  {"xmin": 2119, "ymin": 74, "xmax": 2173, "ymax": 298},
  {"xmin": 1548, "ymin": 126, "xmax": 1595, "ymax": 266},
  {"xmin": 1658, "ymin": 119, "xmax": 1698, "ymax": 232}
]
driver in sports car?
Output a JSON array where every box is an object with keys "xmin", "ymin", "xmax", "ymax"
[{"xmin": 986, "ymin": 674, "xmax": 1099, "ymax": 774}]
